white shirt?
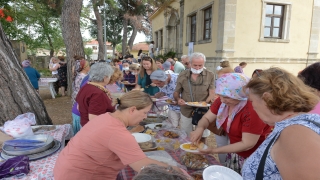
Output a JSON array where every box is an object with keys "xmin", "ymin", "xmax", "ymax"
[
  {"xmin": 52, "ymin": 64, "xmax": 58, "ymax": 75},
  {"xmin": 149, "ymin": 44, "xmax": 154, "ymax": 53}
]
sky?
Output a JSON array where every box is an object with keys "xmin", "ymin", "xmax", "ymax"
[{"xmin": 82, "ymin": 0, "xmax": 147, "ymax": 44}]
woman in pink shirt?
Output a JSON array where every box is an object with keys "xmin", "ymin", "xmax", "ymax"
[
  {"xmin": 298, "ymin": 62, "xmax": 320, "ymax": 114},
  {"xmin": 54, "ymin": 91, "xmax": 185, "ymax": 180}
]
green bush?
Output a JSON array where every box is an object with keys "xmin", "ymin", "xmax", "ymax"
[{"xmin": 38, "ymin": 69, "xmax": 52, "ymax": 77}]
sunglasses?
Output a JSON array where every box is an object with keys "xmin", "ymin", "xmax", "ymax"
[{"xmin": 253, "ymin": 69, "xmax": 263, "ymax": 77}]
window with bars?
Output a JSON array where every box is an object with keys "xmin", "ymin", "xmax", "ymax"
[
  {"xmin": 190, "ymin": 14, "xmax": 197, "ymax": 42},
  {"xmin": 264, "ymin": 4, "xmax": 284, "ymax": 38},
  {"xmin": 160, "ymin": 30, "xmax": 163, "ymax": 49},
  {"xmin": 203, "ymin": 7, "xmax": 212, "ymax": 40}
]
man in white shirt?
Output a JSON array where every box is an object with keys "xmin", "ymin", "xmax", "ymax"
[{"xmin": 149, "ymin": 41, "xmax": 154, "ymax": 58}]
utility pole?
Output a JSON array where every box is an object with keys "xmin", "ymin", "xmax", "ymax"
[{"xmin": 103, "ymin": 0, "xmax": 107, "ymax": 59}]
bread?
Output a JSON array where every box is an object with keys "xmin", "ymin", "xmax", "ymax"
[
  {"xmin": 197, "ymin": 142, "xmax": 205, "ymax": 150},
  {"xmin": 190, "ymin": 144, "xmax": 198, "ymax": 150}
]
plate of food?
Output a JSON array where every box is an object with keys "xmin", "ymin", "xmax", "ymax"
[
  {"xmin": 165, "ymin": 99, "xmax": 176, "ymax": 105},
  {"xmin": 144, "ymin": 129, "xmax": 157, "ymax": 136},
  {"xmin": 128, "ymin": 125, "xmax": 146, "ymax": 133},
  {"xmin": 145, "ymin": 123, "xmax": 163, "ymax": 129},
  {"xmin": 180, "ymin": 142, "xmax": 208, "ymax": 153},
  {"xmin": 203, "ymin": 165, "xmax": 243, "ymax": 180},
  {"xmin": 162, "ymin": 131, "xmax": 180, "ymax": 139},
  {"xmin": 186, "ymin": 102, "xmax": 211, "ymax": 107},
  {"xmin": 180, "ymin": 152, "xmax": 210, "ymax": 170}
]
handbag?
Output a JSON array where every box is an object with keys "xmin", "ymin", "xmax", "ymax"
[
  {"xmin": 207, "ymin": 119, "xmax": 225, "ymax": 136},
  {"xmin": 187, "ymin": 79, "xmax": 208, "ymax": 125}
]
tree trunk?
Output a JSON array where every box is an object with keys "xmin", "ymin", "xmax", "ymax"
[
  {"xmin": 0, "ymin": 23, "xmax": 52, "ymax": 125},
  {"xmin": 128, "ymin": 25, "xmax": 137, "ymax": 51},
  {"xmin": 61, "ymin": 0, "xmax": 85, "ymax": 96},
  {"xmin": 112, "ymin": 44, "xmax": 116, "ymax": 59},
  {"xmin": 122, "ymin": 18, "xmax": 128, "ymax": 55},
  {"xmin": 92, "ymin": 0, "xmax": 105, "ymax": 60}
]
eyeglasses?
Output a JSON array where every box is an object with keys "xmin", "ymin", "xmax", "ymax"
[{"xmin": 253, "ymin": 69, "xmax": 263, "ymax": 77}]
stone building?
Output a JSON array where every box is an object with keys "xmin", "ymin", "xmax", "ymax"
[{"xmin": 149, "ymin": 0, "xmax": 320, "ymax": 76}]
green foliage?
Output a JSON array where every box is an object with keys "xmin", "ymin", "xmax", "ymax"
[
  {"xmin": 38, "ymin": 68, "xmax": 52, "ymax": 77},
  {"xmin": 1, "ymin": 0, "xmax": 65, "ymax": 56},
  {"xmin": 155, "ymin": 50, "xmax": 177, "ymax": 60},
  {"xmin": 84, "ymin": 47, "xmax": 93, "ymax": 60},
  {"xmin": 115, "ymin": 43, "xmax": 122, "ymax": 53}
]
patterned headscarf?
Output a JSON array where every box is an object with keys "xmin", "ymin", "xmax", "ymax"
[
  {"xmin": 215, "ymin": 73, "xmax": 250, "ymax": 132},
  {"xmin": 22, "ymin": 60, "xmax": 30, "ymax": 67}
]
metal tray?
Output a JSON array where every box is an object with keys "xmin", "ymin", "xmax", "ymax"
[
  {"xmin": 140, "ymin": 142, "xmax": 158, "ymax": 152},
  {"xmin": 142, "ymin": 115, "xmax": 167, "ymax": 124},
  {"xmin": 2, "ymin": 134, "xmax": 54, "ymax": 156},
  {"xmin": 1, "ymin": 140, "xmax": 61, "ymax": 161}
]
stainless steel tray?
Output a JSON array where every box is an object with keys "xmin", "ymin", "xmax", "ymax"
[
  {"xmin": 1, "ymin": 140, "xmax": 61, "ymax": 161},
  {"xmin": 142, "ymin": 115, "xmax": 167, "ymax": 124},
  {"xmin": 2, "ymin": 134, "xmax": 54, "ymax": 156}
]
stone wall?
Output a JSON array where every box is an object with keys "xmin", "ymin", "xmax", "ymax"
[{"xmin": 27, "ymin": 55, "xmax": 51, "ymax": 70}]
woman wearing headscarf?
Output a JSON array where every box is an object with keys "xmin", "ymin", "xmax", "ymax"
[
  {"xmin": 71, "ymin": 59, "xmax": 90, "ymax": 105},
  {"xmin": 190, "ymin": 73, "xmax": 271, "ymax": 173},
  {"xmin": 22, "ymin": 60, "xmax": 41, "ymax": 92}
]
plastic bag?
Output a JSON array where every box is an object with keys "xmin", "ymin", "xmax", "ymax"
[
  {"xmin": 0, "ymin": 156, "xmax": 30, "ymax": 179},
  {"xmin": 3, "ymin": 113, "xmax": 36, "ymax": 138}
]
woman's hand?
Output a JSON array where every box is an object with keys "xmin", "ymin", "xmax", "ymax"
[
  {"xmin": 198, "ymin": 147, "xmax": 217, "ymax": 155},
  {"xmin": 190, "ymin": 128, "xmax": 204, "ymax": 144},
  {"xmin": 150, "ymin": 83, "xmax": 156, "ymax": 87}
]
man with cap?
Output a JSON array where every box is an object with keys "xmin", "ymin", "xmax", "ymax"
[
  {"xmin": 162, "ymin": 61, "xmax": 174, "ymax": 74},
  {"xmin": 150, "ymin": 70, "xmax": 181, "ymax": 128},
  {"xmin": 173, "ymin": 52, "xmax": 215, "ymax": 135}
]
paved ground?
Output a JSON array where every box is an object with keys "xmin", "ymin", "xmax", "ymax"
[{"xmin": 40, "ymin": 88, "xmax": 219, "ymax": 162}]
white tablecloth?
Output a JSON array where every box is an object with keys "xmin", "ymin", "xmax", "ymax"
[{"xmin": 5, "ymin": 124, "xmax": 73, "ymax": 180}]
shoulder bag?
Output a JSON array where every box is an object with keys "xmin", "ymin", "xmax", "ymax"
[{"xmin": 187, "ymin": 79, "xmax": 208, "ymax": 125}]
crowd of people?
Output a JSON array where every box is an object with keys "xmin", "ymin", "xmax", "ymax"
[{"xmin": 20, "ymin": 51, "xmax": 320, "ymax": 179}]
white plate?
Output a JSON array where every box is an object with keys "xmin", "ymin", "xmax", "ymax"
[
  {"xmin": 186, "ymin": 102, "xmax": 211, "ymax": 107},
  {"xmin": 145, "ymin": 123, "xmax": 163, "ymax": 129},
  {"xmin": 203, "ymin": 165, "xmax": 243, "ymax": 180},
  {"xmin": 132, "ymin": 133, "xmax": 152, "ymax": 143},
  {"xmin": 180, "ymin": 142, "xmax": 208, "ymax": 153}
]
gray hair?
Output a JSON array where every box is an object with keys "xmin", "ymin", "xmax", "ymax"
[
  {"xmin": 181, "ymin": 55, "xmax": 188, "ymax": 60},
  {"xmin": 190, "ymin": 52, "xmax": 206, "ymax": 63},
  {"xmin": 88, "ymin": 62, "xmax": 114, "ymax": 82}
]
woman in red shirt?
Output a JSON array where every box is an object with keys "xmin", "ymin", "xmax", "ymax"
[
  {"xmin": 76, "ymin": 63, "xmax": 115, "ymax": 127},
  {"xmin": 190, "ymin": 73, "xmax": 271, "ymax": 173}
]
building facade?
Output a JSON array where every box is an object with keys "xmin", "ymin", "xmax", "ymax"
[{"xmin": 149, "ymin": 0, "xmax": 320, "ymax": 76}]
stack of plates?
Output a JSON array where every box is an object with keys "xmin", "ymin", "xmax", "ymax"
[{"xmin": 1, "ymin": 134, "xmax": 61, "ymax": 161}]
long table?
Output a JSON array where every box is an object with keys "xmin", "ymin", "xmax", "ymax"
[
  {"xmin": 116, "ymin": 129, "xmax": 220, "ymax": 180},
  {"xmin": 3, "ymin": 124, "xmax": 73, "ymax": 180}
]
